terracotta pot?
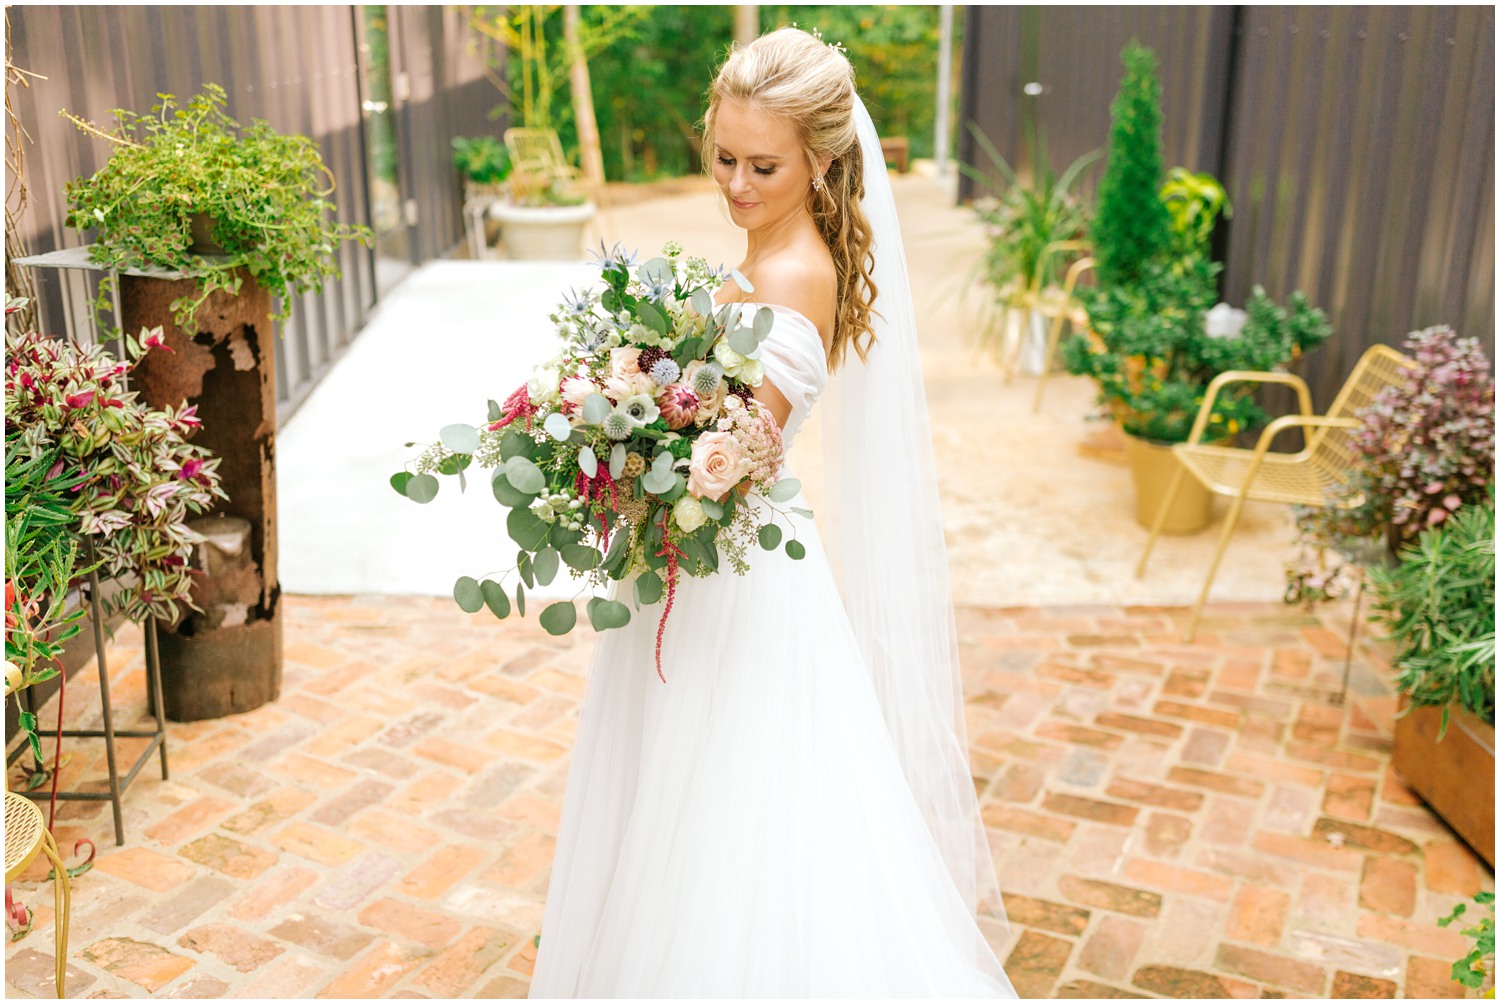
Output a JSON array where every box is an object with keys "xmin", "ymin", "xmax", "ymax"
[
  {"xmin": 1393, "ymin": 699, "xmax": 1495, "ymax": 867},
  {"xmin": 1123, "ymin": 433, "xmax": 1212, "ymax": 534}
]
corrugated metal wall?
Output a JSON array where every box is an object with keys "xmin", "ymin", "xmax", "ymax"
[
  {"xmin": 8, "ymin": 5, "xmax": 498, "ymax": 417},
  {"xmin": 959, "ymin": 5, "xmax": 1495, "ymax": 407}
]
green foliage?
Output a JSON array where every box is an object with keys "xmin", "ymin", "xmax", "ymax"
[
  {"xmin": 5, "ymin": 312, "xmax": 228, "ymax": 625},
  {"xmin": 1369, "ymin": 492, "xmax": 1495, "ymax": 730},
  {"xmin": 965, "ymin": 123, "xmax": 1097, "ymax": 304},
  {"xmin": 62, "ymin": 84, "xmax": 372, "ymax": 330},
  {"xmin": 1090, "ymin": 43, "xmax": 1172, "ymax": 290},
  {"xmin": 1439, "ymin": 891, "xmax": 1496, "ymax": 991},
  {"xmin": 1161, "ymin": 167, "xmax": 1231, "ymax": 258},
  {"xmin": 452, "ymin": 135, "xmax": 512, "ymax": 185}
]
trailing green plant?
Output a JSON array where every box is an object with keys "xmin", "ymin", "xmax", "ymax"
[
  {"xmin": 1439, "ymin": 890, "xmax": 1496, "ymax": 993},
  {"xmin": 964, "ymin": 122, "xmax": 1098, "ymax": 306},
  {"xmin": 452, "ymin": 135, "xmax": 512, "ymax": 187},
  {"xmin": 1289, "ymin": 326, "xmax": 1495, "ymax": 599},
  {"xmin": 5, "ymin": 303, "xmax": 227, "ymax": 625},
  {"xmin": 1368, "ymin": 490, "xmax": 1495, "ymax": 735},
  {"xmin": 1065, "ymin": 262, "xmax": 1331, "ymax": 443},
  {"xmin": 1089, "ymin": 42, "xmax": 1172, "ymax": 290},
  {"xmin": 61, "ymin": 84, "xmax": 371, "ymax": 330}
]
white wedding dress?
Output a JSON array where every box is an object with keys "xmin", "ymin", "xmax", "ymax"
[{"xmin": 528, "ymin": 304, "xmax": 1015, "ymax": 997}]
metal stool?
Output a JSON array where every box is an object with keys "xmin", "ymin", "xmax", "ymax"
[{"xmin": 5, "ymin": 789, "xmax": 70, "ymax": 997}]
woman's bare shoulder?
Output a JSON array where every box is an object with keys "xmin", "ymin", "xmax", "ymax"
[{"xmin": 744, "ymin": 245, "xmax": 836, "ymax": 347}]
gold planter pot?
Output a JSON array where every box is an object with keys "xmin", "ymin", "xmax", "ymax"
[{"xmin": 1123, "ymin": 433, "xmax": 1212, "ymax": 534}]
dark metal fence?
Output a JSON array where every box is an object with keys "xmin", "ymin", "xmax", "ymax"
[
  {"xmin": 8, "ymin": 5, "xmax": 499, "ymax": 418},
  {"xmin": 959, "ymin": 5, "xmax": 1495, "ymax": 407}
]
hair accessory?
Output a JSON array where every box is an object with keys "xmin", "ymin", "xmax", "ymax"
[{"xmin": 791, "ymin": 21, "xmax": 848, "ymax": 55}]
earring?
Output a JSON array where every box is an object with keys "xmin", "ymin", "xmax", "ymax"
[{"xmin": 812, "ymin": 175, "xmax": 825, "ymax": 192}]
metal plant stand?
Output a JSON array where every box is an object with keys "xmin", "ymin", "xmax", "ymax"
[{"xmin": 7, "ymin": 543, "xmax": 170, "ymax": 847}]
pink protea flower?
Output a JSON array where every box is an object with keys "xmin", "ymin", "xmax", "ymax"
[
  {"xmin": 560, "ymin": 375, "xmax": 599, "ymax": 415},
  {"xmin": 656, "ymin": 383, "xmax": 700, "ymax": 430}
]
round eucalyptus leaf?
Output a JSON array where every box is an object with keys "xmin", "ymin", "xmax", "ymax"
[
  {"xmin": 590, "ymin": 599, "xmax": 632, "ymax": 630},
  {"xmin": 729, "ymin": 327, "xmax": 758, "ymax": 357},
  {"xmin": 405, "ymin": 474, "xmax": 439, "ymax": 504},
  {"xmin": 768, "ymin": 477, "xmax": 802, "ymax": 503},
  {"xmin": 790, "ymin": 506, "xmax": 815, "ymax": 519},
  {"xmin": 440, "ymin": 423, "xmax": 481, "ymax": 454},
  {"xmin": 515, "ymin": 581, "xmax": 527, "ymax": 617},
  {"xmin": 533, "ymin": 546, "xmax": 560, "ymax": 586},
  {"xmin": 609, "ymin": 442, "xmax": 627, "ymax": 479},
  {"xmin": 500, "ymin": 428, "xmax": 534, "ymax": 460},
  {"xmin": 544, "ymin": 412, "xmax": 572, "ymax": 442},
  {"xmin": 437, "ymin": 452, "xmax": 472, "ymax": 476},
  {"xmin": 698, "ymin": 497, "xmax": 724, "ymax": 520},
  {"xmin": 785, "ymin": 539, "xmax": 806, "ymax": 560},
  {"xmin": 752, "ymin": 305, "xmax": 774, "ymax": 339},
  {"xmin": 389, "ymin": 471, "xmax": 413, "ymax": 496},
  {"xmin": 635, "ymin": 571, "xmax": 663, "ymax": 605},
  {"xmin": 539, "ymin": 601, "xmax": 577, "ymax": 636},
  {"xmin": 507, "ymin": 507, "xmax": 550, "ymax": 550},
  {"xmin": 728, "ymin": 267, "xmax": 755, "ymax": 293},
  {"xmin": 583, "ymin": 394, "xmax": 613, "ymax": 425},
  {"xmin": 492, "ymin": 473, "xmax": 535, "ymax": 508},
  {"xmin": 453, "ymin": 575, "xmax": 483, "ymax": 613},
  {"xmin": 656, "ymin": 474, "xmax": 686, "ymax": 503},
  {"xmin": 690, "ymin": 287, "xmax": 714, "ymax": 317},
  {"xmin": 639, "ymin": 257, "xmax": 674, "ymax": 286},
  {"xmin": 636, "ymin": 300, "xmax": 669, "ymax": 334},
  {"xmin": 548, "ymin": 523, "xmax": 584, "ymax": 548},
  {"xmin": 505, "ymin": 457, "xmax": 546, "ymax": 495},
  {"xmin": 578, "ymin": 445, "xmax": 598, "ymax": 479},
  {"xmin": 487, "ymin": 398, "xmax": 504, "ymax": 423},
  {"xmin": 517, "ymin": 551, "xmax": 536, "ymax": 589},
  {"xmin": 560, "ymin": 543, "xmax": 601, "ymax": 572},
  {"xmin": 642, "ymin": 468, "xmax": 675, "ymax": 495},
  {"xmin": 480, "ymin": 579, "xmax": 510, "ymax": 619},
  {"xmin": 758, "ymin": 523, "xmax": 782, "ymax": 550}
]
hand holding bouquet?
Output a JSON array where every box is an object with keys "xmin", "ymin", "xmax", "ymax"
[{"xmin": 394, "ymin": 243, "xmax": 810, "ymax": 680}]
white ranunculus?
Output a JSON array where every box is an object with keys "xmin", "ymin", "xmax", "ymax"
[
  {"xmin": 737, "ymin": 358, "xmax": 764, "ymax": 387},
  {"xmin": 672, "ymin": 495, "xmax": 708, "ymax": 532},
  {"xmin": 528, "ymin": 365, "xmax": 562, "ymax": 404},
  {"xmin": 713, "ymin": 337, "xmax": 746, "ymax": 378},
  {"xmin": 1205, "ymin": 303, "xmax": 1248, "ymax": 340}
]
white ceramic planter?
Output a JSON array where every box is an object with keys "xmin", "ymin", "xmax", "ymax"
[{"xmin": 490, "ymin": 201, "xmax": 596, "ymax": 261}]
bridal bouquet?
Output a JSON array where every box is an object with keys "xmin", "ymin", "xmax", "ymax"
[{"xmin": 393, "ymin": 243, "xmax": 809, "ymax": 680}]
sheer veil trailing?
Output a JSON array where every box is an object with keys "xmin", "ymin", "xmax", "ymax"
[{"xmin": 821, "ymin": 95, "xmax": 1007, "ymax": 939}]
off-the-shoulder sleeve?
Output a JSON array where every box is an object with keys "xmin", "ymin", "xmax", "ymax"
[{"xmin": 751, "ymin": 304, "xmax": 829, "ymax": 448}]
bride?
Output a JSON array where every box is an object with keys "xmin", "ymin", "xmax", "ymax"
[{"xmin": 529, "ymin": 27, "xmax": 1015, "ymax": 997}]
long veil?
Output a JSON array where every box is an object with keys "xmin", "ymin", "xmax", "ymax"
[{"xmin": 821, "ymin": 95, "xmax": 1008, "ymax": 944}]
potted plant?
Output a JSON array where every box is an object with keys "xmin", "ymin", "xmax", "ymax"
[
  {"xmin": 1369, "ymin": 492, "xmax": 1494, "ymax": 865},
  {"xmin": 61, "ymin": 84, "xmax": 370, "ymax": 329},
  {"xmin": 469, "ymin": 5, "xmax": 601, "ymax": 260},
  {"xmin": 1063, "ymin": 43, "xmax": 1331, "ymax": 533},
  {"xmin": 964, "ymin": 124, "xmax": 1098, "ymax": 376},
  {"xmin": 453, "ymin": 134, "xmax": 513, "ymax": 204}
]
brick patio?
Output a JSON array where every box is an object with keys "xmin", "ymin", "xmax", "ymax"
[{"xmin": 4, "ymin": 594, "xmax": 1491, "ymax": 998}]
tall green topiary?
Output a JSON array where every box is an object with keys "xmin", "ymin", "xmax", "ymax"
[{"xmin": 1090, "ymin": 43, "xmax": 1172, "ymax": 289}]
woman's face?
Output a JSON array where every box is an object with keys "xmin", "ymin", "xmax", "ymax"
[{"xmin": 711, "ymin": 100, "xmax": 816, "ymax": 230}]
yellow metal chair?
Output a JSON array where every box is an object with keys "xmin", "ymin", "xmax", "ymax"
[
  {"xmin": 1135, "ymin": 343, "xmax": 1416, "ymax": 642},
  {"xmin": 1032, "ymin": 254, "xmax": 1096, "ymax": 413},
  {"xmin": 503, "ymin": 127, "xmax": 582, "ymax": 189},
  {"xmin": 6, "ymin": 789, "xmax": 70, "ymax": 997}
]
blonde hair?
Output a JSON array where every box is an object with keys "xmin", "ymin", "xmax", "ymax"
[{"xmin": 703, "ymin": 26, "xmax": 877, "ymax": 372}]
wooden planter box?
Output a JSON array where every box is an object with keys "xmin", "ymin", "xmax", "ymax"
[{"xmin": 1393, "ymin": 699, "xmax": 1495, "ymax": 867}]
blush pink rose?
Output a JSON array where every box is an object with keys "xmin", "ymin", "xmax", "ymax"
[
  {"xmin": 687, "ymin": 431, "xmax": 751, "ymax": 500},
  {"xmin": 610, "ymin": 346, "xmax": 642, "ymax": 377}
]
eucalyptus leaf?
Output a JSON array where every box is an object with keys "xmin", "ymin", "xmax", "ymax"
[
  {"xmin": 440, "ymin": 423, "xmax": 480, "ymax": 454},
  {"xmin": 539, "ymin": 601, "xmax": 577, "ymax": 636},
  {"xmin": 548, "ymin": 523, "xmax": 584, "ymax": 548},
  {"xmin": 561, "ymin": 542, "xmax": 602, "ymax": 571},
  {"xmin": 487, "ymin": 398, "xmax": 503, "ymax": 423},
  {"xmin": 405, "ymin": 474, "xmax": 439, "ymax": 504},
  {"xmin": 690, "ymin": 287, "xmax": 714, "ymax": 316},
  {"xmin": 635, "ymin": 571, "xmax": 664, "ymax": 605},
  {"xmin": 501, "ymin": 428, "xmax": 534, "ymax": 460},
  {"xmin": 790, "ymin": 506, "xmax": 814, "ymax": 518},
  {"xmin": 758, "ymin": 523, "xmax": 782, "ymax": 550},
  {"xmin": 601, "ymin": 526, "xmax": 630, "ymax": 570},
  {"xmin": 728, "ymin": 267, "xmax": 754, "ymax": 293},
  {"xmin": 642, "ymin": 468, "xmax": 675, "ymax": 494},
  {"xmin": 639, "ymin": 257, "xmax": 674, "ymax": 286},
  {"xmin": 609, "ymin": 442, "xmax": 627, "ymax": 479},
  {"xmin": 437, "ymin": 453, "xmax": 472, "ymax": 476},
  {"xmin": 752, "ymin": 305, "xmax": 774, "ymax": 339},
  {"xmin": 699, "ymin": 497, "xmax": 724, "ymax": 520},
  {"xmin": 578, "ymin": 445, "xmax": 598, "ymax": 479},
  {"xmin": 636, "ymin": 300, "xmax": 669, "ymax": 334},
  {"xmin": 507, "ymin": 507, "xmax": 549, "ymax": 550},
  {"xmin": 768, "ymin": 478, "xmax": 801, "ymax": 503},
  {"xmin": 656, "ymin": 474, "xmax": 686, "ymax": 503},
  {"xmin": 492, "ymin": 472, "xmax": 535, "ymax": 508},
  {"xmin": 517, "ymin": 550, "xmax": 536, "ymax": 589},
  {"xmin": 729, "ymin": 327, "xmax": 758, "ymax": 356},
  {"xmin": 505, "ymin": 457, "xmax": 546, "ymax": 495},
  {"xmin": 785, "ymin": 539, "xmax": 806, "ymax": 560},
  {"xmin": 515, "ymin": 581, "xmax": 526, "ymax": 616},
  {"xmin": 583, "ymin": 393, "xmax": 613, "ymax": 425},
  {"xmin": 533, "ymin": 546, "xmax": 560, "ymax": 586},
  {"xmin": 453, "ymin": 575, "xmax": 483, "ymax": 613},
  {"xmin": 544, "ymin": 413, "xmax": 572, "ymax": 442},
  {"xmin": 480, "ymin": 579, "xmax": 510, "ymax": 618},
  {"xmin": 589, "ymin": 598, "xmax": 632, "ymax": 630},
  {"xmin": 389, "ymin": 471, "xmax": 412, "ymax": 496}
]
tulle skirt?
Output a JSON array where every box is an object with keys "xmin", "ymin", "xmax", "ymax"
[{"xmin": 528, "ymin": 490, "xmax": 1015, "ymax": 997}]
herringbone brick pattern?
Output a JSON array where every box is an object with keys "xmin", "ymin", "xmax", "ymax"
[{"xmin": 4, "ymin": 595, "xmax": 1491, "ymax": 998}]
